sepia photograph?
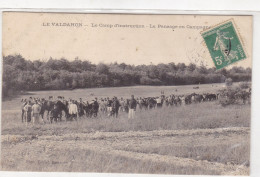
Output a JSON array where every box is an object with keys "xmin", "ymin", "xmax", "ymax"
[{"xmin": 1, "ymin": 12, "xmax": 253, "ymax": 175}]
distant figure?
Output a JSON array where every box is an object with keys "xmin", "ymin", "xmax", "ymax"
[
  {"xmin": 106, "ymin": 97, "xmax": 113, "ymax": 116},
  {"xmin": 92, "ymin": 98, "xmax": 99, "ymax": 117},
  {"xmin": 21, "ymin": 99, "xmax": 27, "ymax": 122},
  {"xmin": 99, "ymin": 99, "xmax": 106, "ymax": 113},
  {"xmin": 128, "ymin": 95, "xmax": 137, "ymax": 119},
  {"xmin": 119, "ymin": 97, "xmax": 125, "ymax": 112},
  {"xmin": 112, "ymin": 97, "xmax": 120, "ymax": 118},
  {"xmin": 137, "ymin": 97, "xmax": 143, "ymax": 110},
  {"xmin": 32, "ymin": 101, "xmax": 41, "ymax": 124},
  {"xmin": 56, "ymin": 96, "xmax": 65, "ymax": 119},
  {"xmin": 78, "ymin": 98, "xmax": 85, "ymax": 117},
  {"xmin": 68, "ymin": 100, "xmax": 78, "ymax": 121},
  {"xmin": 156, "ymin": 97, "xmax": 162, "ymax": 108},
  {"xmin": 23, "ymin": 101, "xmax": 32, "ymax": 123},
  {"xmin": 50, "ymin": 105, "xmax": 59, "ymax": 123}
]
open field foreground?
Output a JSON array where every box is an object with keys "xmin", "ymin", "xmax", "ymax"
[
  {"xmin": 1, "ymin": 127, "xmax": 250, "ymax": 175},
  {"xmin": 1, "ymin": 84, "xmax": 251, "ymax": 175}
]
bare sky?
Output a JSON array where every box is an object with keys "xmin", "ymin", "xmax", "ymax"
[{"xmin": 3, "ymin": 12, "xmax": 252, "ymax": 68}]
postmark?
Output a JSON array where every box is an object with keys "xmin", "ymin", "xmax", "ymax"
[{"xmin": 201, "ymin": 19, "xmax": 246, "ymax": 69}]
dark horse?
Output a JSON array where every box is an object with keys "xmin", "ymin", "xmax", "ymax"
[
  {"xmin": 40, "ymin": 100, "xmax": 54, "ymax": 121},
  {"xmin": 40, "ymin": 100, "xmax": 68, "ymax": 122},
  {"xmin": 55, "ymin": 100, "xmax": 69, "ymax": 121},
  {"xmin": 83, "ymin": 101, "xmax": 99, "ymax": 118}
]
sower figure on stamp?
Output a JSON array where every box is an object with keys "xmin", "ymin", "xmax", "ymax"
[
  {"xmin": 214, "ymin": 30, "xmax": 238, "ymax": 64},
  {"xmin": 128, "ymin": 95, "xmax": 137, "ymax": 119}
]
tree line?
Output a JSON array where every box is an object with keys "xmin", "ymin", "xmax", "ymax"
[{"xmin": 2, "ymin": 54, "xmax": 251, "ymax": 97}]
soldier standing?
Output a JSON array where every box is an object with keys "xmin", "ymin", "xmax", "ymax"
[
  {"xmin": 128, "ymin": 95, "xmax": 137, "ymax": 119},
  {"xmin": 112, "ymin": 96, "xmax": 120, "ymax": 118},
  {"xmin": 106, "ymin": 97, "xmax": 113, "ymax": 117},
  {"xmin": 32, "ymin": 100, "xmax": 41, "ymax": 124},
  {"xmin": 21, "ymin": 99, "xmax": 27, "ymax": 122},
  {"xmin": 23, "ymin": 100, "xmax": 32, "ymax": 123}
]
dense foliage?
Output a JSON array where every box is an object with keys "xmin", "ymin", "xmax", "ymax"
[
  {"xmin": 2, "ymin": 55, "xmax": 251, "ymax": 97},
  {"xmin": 218, "ymin": 83, "xmax": 251, "ymax": 106}
]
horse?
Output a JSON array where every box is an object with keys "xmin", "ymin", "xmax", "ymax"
[
  {"xmin": 55, "ymin": 100, "xmax": 69, "ymax": 121},
  {"xmin": 193, "ymin": 93, "xmax": 204, "ymax": 103},
  {"xmin": 39, "ymin": 100, "xmax": 54, "ymax": 121},
  {"xmin": 185, "ymin": 94, "xmax": 193, "ymax": 104},
  {"xmin": 139, "ymin": 98, "xmax": 148, "ymax": 110},
  {"xmin": 147, "ymin": 97, "xmax": 157, "ymax": 109},
  {"xmin": 83, "ymin": 101, "xmax": 99, "ymax": 118}
]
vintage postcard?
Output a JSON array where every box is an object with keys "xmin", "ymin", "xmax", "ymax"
[{"xmin": 1, "ymin": 12, "xmax": 252, "ymax": 175}]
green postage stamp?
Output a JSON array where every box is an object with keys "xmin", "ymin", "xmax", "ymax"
[{"xmin": 201, "ymin": 19, "xmax": 246, "ymax": 70}]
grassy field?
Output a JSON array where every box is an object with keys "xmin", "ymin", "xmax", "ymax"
[
  {"xmin": 1, "ymin": 102, "xmax": 250, "ymax": 135},
  {"xmin": 0, "ymin": 83, "xmax": 251, "ymax": 175}
]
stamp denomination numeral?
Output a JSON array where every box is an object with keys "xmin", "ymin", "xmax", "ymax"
[{"xmin": 215, "ymin": 56, "xmax": 223, "ymax": 65}]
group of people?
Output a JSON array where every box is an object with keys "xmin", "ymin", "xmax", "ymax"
[
  {"xmin": 97, "ymin": 95, "xmax": 138, "ymax": 118},
  {"xmin": 21, "ymin": 90, "xmax": 220, "ymax": 124},
  {"xmin": 22, "ymin": 100, "xmax": 41, "ymax": 124},
  {"xmin": 21, "ymin": 94, "xmax": 139, "ymax": 124}
]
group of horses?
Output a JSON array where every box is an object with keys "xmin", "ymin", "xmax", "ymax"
[
  {"xmin": 40, "ymin": 98, "xmax": 99, "ymax": 121},
  {"xmin": 136, "ymin": 92, "xmax": 219, "ymax": 110}
]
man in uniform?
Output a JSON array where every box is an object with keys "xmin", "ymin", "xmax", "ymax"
[
  {"xmin": 156, "ymin": 96, "xmax": 162, "ymax": 108},
  {"xmin": 21, "ymin": 99, "xmax": 27, "ymax": 122},
  {"xmin": 119, "ymin": 97, "xmax": 125, "ymax": 112},
  {"xmin": 50, "ymin": 104, "xmax": 60, "ymax": 123},
  {"xmin": 56, "ymin": 96, "xmax": 64, "ymax": 120},
  {"xmin": 68, "ymin": 100, "xmax": 78, "ymax": 121},
  {"xmin": 23, "ymin": 100, "xmax": 32, "ymax": 123},
  {"xmin": 99, "ymin": 98, "xmax": 106, "ymax": 114},
  {"xmin": 92, "ymin": 98, "xmax": 99, "ymax": 117},
  {"xmin": 78, "ymin": 98, "xmax": 85, "ymax": 117},
  {"xmin": 32, "ymin": 100, "xmax": 41, "ymax": 124},
  {"xmin": 106, "ymin": 97, "xmax": 113, "ymax": 117},
  {"xmin": 128, "ymin": 95, "xmax": 137, "ymax": 119},
  {"xmin": 112, "ymin": 96, "xmax": 120, "ymax": 118}
]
